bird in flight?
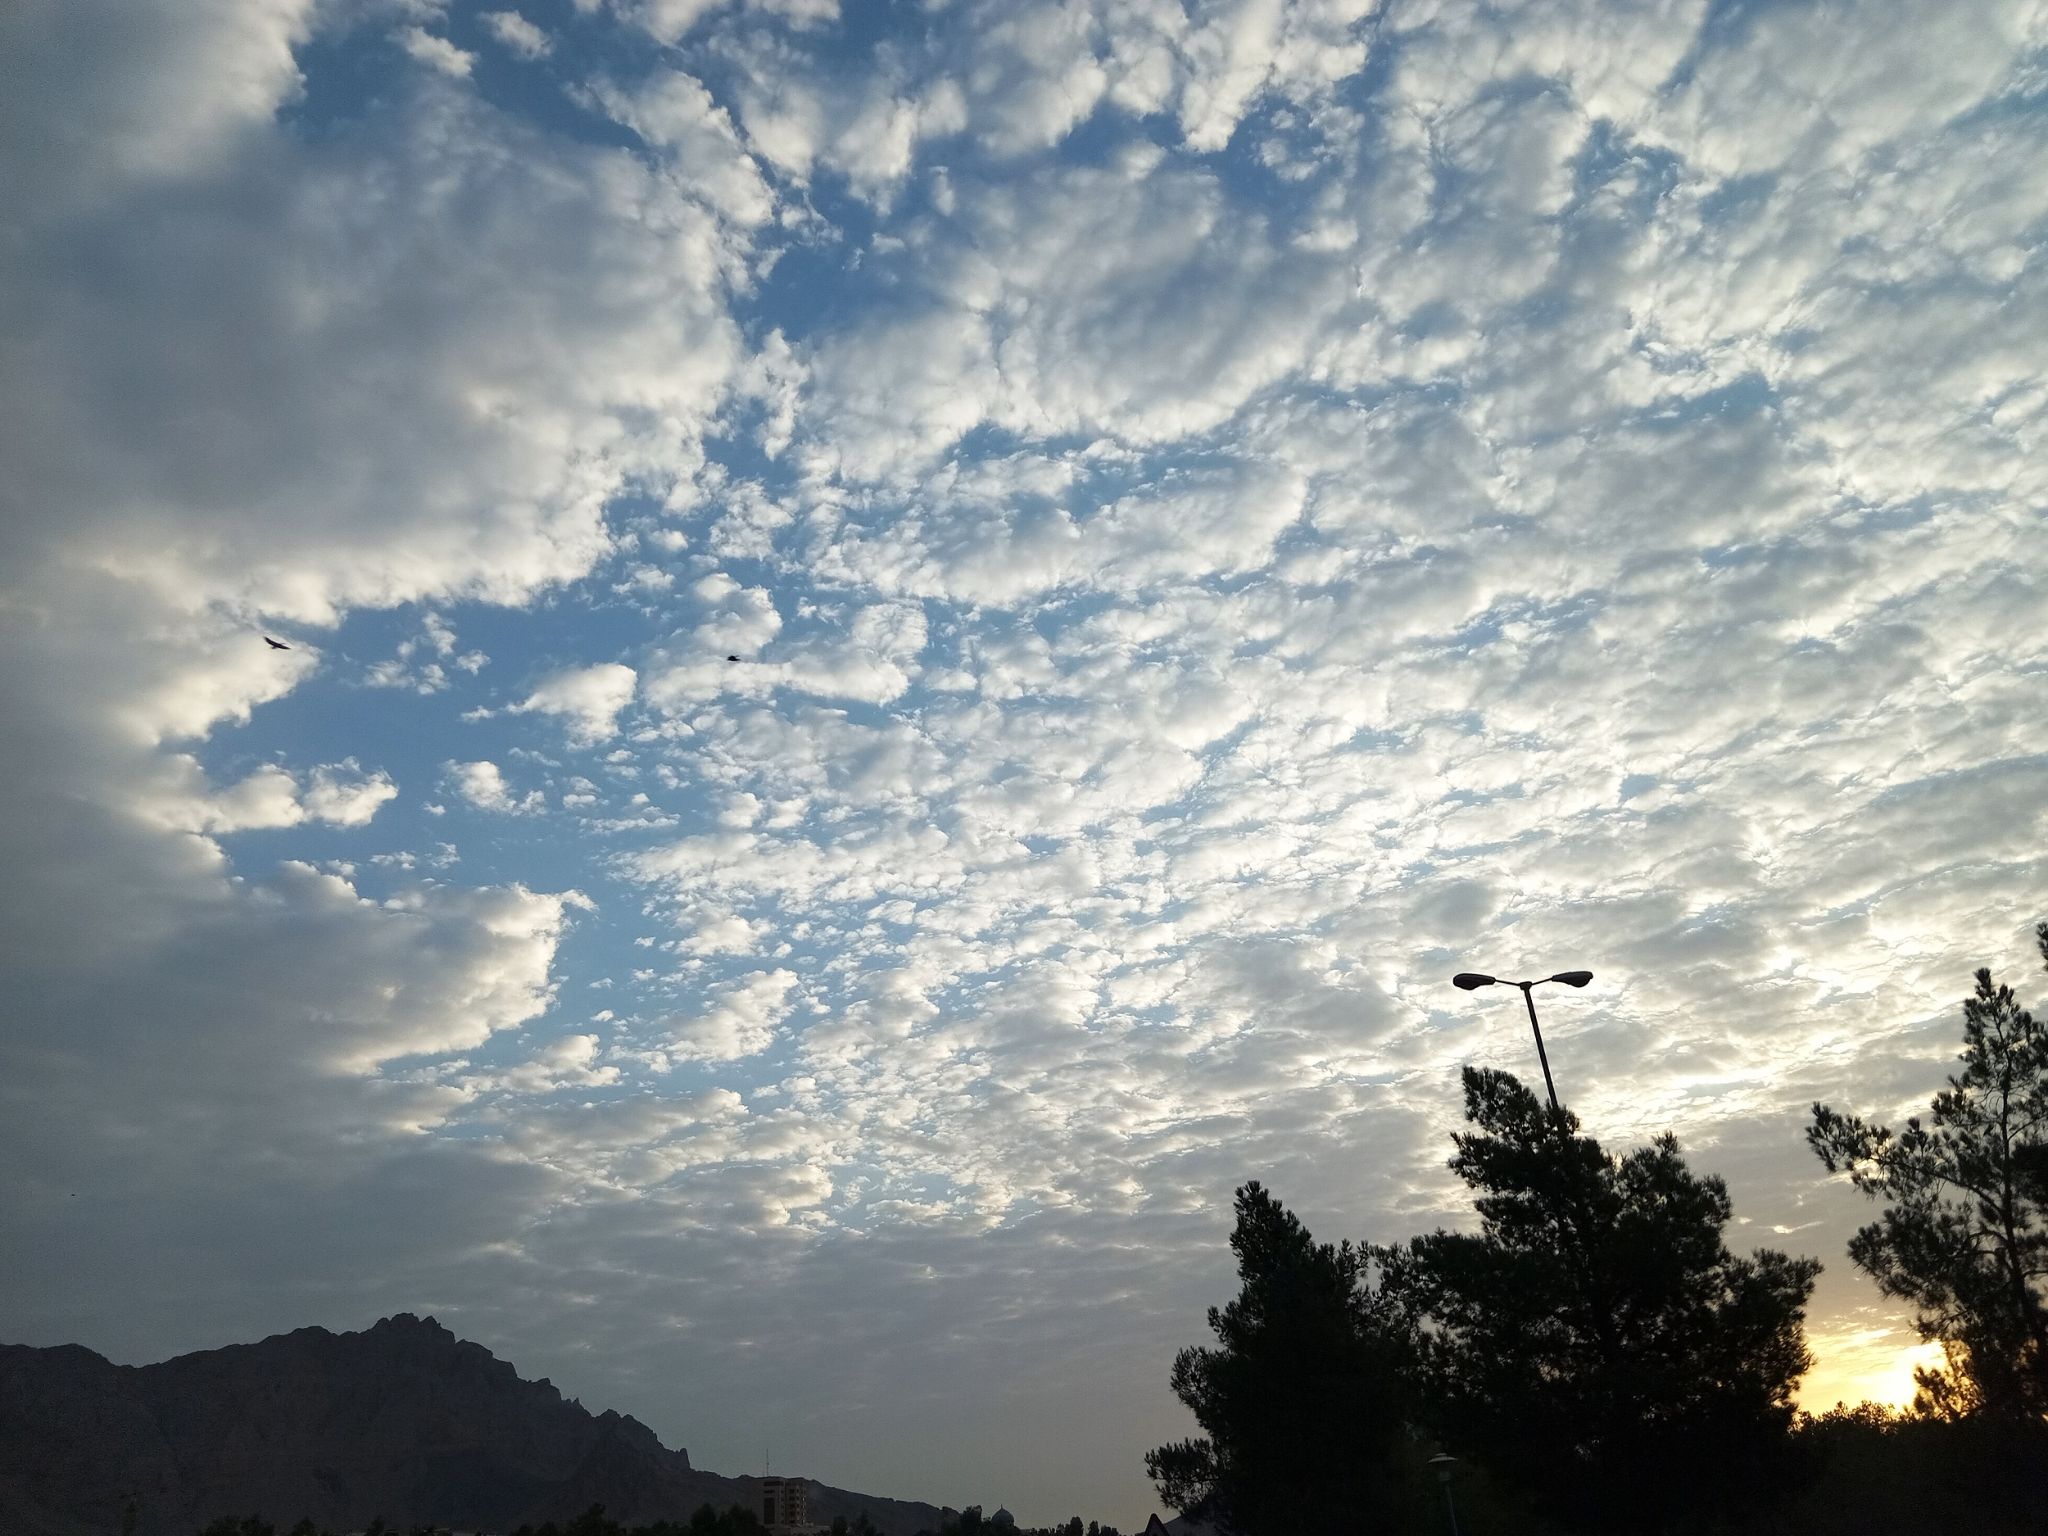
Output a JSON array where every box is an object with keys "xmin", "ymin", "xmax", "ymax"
[
  {"xmin": 726, "ymin": 654, "xmax": 741, "ymax": 662},
  {"xmin": 264, "ymin": 636, "xmax": 291, "ymax": 650}
]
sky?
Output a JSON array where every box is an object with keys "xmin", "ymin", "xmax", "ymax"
[{"xmin": 2, "ymin": 0, "xmax": 2045, "ymax": 1524}]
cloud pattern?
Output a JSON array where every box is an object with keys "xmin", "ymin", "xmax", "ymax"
[{"xmin": 2, "ymin": 0, "xmax": 2046, "ymax": 1523}]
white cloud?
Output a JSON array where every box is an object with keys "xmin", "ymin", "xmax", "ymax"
[
  {"xmin": 468, "ymin": 1032, "xmax": 623, "ymax": 1094},
  {"xmin": 681, "ymin": 910, "xmax": 766, "ymax": 954},
  {"xmin": 2, "ymin": 68, "xmax": 754, "ymax": 641},
  {"xmin": 0, "ymin": 0, "xmax": 317, "ymax": 215},
  {"xmin": 304, "ymin": 761, "xmax": 403, "ymax": 827},
  {"xmin": 647, "ymin": 598, "xmax": 927, "ymax": 710},
  {"xmin": 366, "ymin": 611, "xmax": 484, "ymax": 692},
  {"xmin": 803, "ymin": 155, "xmax": 1352, "ymax": 478},
  {"xmin": 141, "ymin": 756, "xmax": 398, "ymax": 834},
  {"xmin": 397, "ymin": 25, "xmax": 474, "ymax": 78},
  {"xmin": 514, "ymin": 662, "xmax": 639, "ymax": 745},
  {"xmin": 616, "ymin": 0, "xmax": 729, "ymax": 44},
  {"xmin": 719, "ymin": 52, "xmax": 965, "ymax": 199},
  {"xmin": 1638, "ymin": 0, "xmax": 2033, "ymax": 179},
  {"xmin": 662, "ymin": 967, "xmax": 801, "ymax": 1061},
  {"xmin": 482, "ymin": 9, "xmax": 552, "ymax": 58},
  {"xmin": 597, "ymin": 71, "xmax": 778, "ymax": 227},
  {"xmin": 1176, "ymin": 0, "xmax": 1373, "ymax": 153},
  {"xmin": 448, "ymin": 760, "xmax": 545, "ymax": 815}
]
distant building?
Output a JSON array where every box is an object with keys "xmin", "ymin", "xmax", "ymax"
[
  {"xmin": 762, "ymin": 1475, "xmax": 810, "ymax": 1531},
  {"xmin": 992, "ymin": 1511, "xmax": 1015, "ymax": 1530}
]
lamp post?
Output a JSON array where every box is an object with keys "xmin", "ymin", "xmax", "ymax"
[
  {"xmin": 1449, "ymin": 969, "xmax": 1592, "ymax": 1116},
  {"xmin": 1426, "ymin": 1453, "xmax": 1463, "ymax": 1536}
]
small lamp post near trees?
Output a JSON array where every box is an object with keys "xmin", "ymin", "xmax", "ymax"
[
  {"xmin": 1425, "ymin": 1454, "xmax": 1462, "ymax": 1536},
  {"xmin": 1450, "ymin": 970, "xmax": 1593, "ymax": 1115}
]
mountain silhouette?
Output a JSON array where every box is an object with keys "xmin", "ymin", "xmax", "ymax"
[{"xmin": 0, "ymin": 1315, "xmax": 945, "ymax": 1536}]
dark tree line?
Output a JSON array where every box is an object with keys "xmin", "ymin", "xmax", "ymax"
[
  {"xmin": 1150, "ymin": 925, "xmax": 2048, "ymax": 1535},
  {"xmin": 917, "ymin": 1506, "xmax": 1120, "ymax": 1536},
  {"xmin": 197, "ymin": 1502, "xmax": 1127, "ymax": 1536},
  {"xmin": 194, "ymin": 1505, "xmax": 786, "ymax": 1536},
  {"xmin": 195, "ymin": 1506, "xmax": 773, "ymax": 1536}
]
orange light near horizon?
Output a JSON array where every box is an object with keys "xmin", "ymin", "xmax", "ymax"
[{"xmin": 1798, "ymin": 1330, "xmax": 1946, "ymax": 1414}]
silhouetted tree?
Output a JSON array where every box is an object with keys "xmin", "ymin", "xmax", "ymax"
[
  {"xmin": 1146, "ymin": 1180, "xmax": 1413, "ymax": 1536},
  {"xmin": 1380, "ymin": 1067, "xmax": 1819, "ymax": 1532},
  {"xmin": 1783, "ymin": 1398, "xmax": 2048, "ymax": 1535},
  {"xmin": 1809, "ymin": 923, "xmax": 2048, "ymax": 1419}
]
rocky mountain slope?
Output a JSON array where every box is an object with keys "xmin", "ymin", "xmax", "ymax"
[{"xmin": 0, "ymin": 1315, "xmax": 946, "ymax": 1536}]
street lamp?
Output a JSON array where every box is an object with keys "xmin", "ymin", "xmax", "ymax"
[
  {"xmin": 1426, "ymin": 1453, "xmax": 1463, "ymax": 1536},
  {"xmin": 1450, "ymin": 969, "xmax": 1592, "ymax": 1116}
]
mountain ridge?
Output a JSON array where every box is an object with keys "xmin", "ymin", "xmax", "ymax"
[{"xmin": 0, "ymin": 1315, "xmax": 948, "ymax": 1536}]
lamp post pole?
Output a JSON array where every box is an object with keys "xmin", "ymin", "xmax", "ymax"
[
  {"xmin": 1517, "ymin": 980, "xmax": 1562, "ymax": 1116},
  {"xmin": 1427, "ymin": 1454, "xmax": 1463, "ymax": 1536},
  {"xmin": 1451, "ymin": 969, "xmax": 1593, "ymax": 1118}
]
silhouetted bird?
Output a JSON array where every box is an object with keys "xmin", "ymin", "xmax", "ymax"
[
  {"xmin": 264, "ymin": 636, "xmax": 290, "ymax": 650},
  {"xmin": 727, "ymin": 654, "xmax": 741, "ymax": 662}
]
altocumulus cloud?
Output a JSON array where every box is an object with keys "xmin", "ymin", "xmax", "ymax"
[
  {"xmin": 515, "ymin": 662, "xmax": 640, "ymax": 745},
  {"xmin": 2, "ymin": 0, "xmax": 2046, "ymax": 1526}
]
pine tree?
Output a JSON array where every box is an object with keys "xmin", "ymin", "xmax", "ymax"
[
  {"xmin": 1382, "ymin": 1068, "xmax": 1819, "ymax": 1531},
  {"xmin": 1809, "ymin": 922, "xmax": 2048, "ymax": 1418},
  {"xmin": 1145, "ymin": 1182, "xmax": 1412, "ymax": 1536}
]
